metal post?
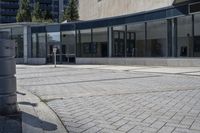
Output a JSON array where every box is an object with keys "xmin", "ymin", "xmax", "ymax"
[
  {"xmin": 54, "ymin": 52, "xmax": 56, "ymax": 68},
  {"xmin": 0, "ymin": 39, "xmax": 17, "ymax": 115},
  {"xmin": 53, "ymin": 47, "xmax": 57, "ymax": 68}
]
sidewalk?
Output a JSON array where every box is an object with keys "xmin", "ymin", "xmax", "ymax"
[
  {"xmin": 0, "ymin": 87, "xmax": 68, "ymax": 133},
  {"xmin": 16, "ymin": 65, "xmax": 200, "ymax": 133}
]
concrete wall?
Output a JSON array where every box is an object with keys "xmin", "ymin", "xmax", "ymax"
[
  {"xmin": 76, "ymin": 58, "xmax": 200, "ymax": 67},
  {"xmin": 27, "ymin": 58, "xmax": 46, "ymax": 65},
  {"xmin": 78, "ymin": 0, "xmax": 175, "ymax": 20},
  {"xmin": 16, "ymin": 58, "xmax": 24, "ymax": 64}
]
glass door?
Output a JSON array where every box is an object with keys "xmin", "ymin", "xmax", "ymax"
[
  {"xmin": 47, "ymin": 32, "xmax": 61, "ymax": 64},
  {"xmin": 113, "ymin": 31, "xmax": 125, "ymax": 57},
  {"xmin": 127, "ymin": 32, "xmax": 136, "ymax": 57}
]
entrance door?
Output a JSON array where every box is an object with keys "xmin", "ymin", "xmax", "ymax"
[
  {"xmin": 113, "ymin": 31, "xmax": 125, "ymax": 57},
  {"xmin": 127, "ymin": 32, "xmax": 136, "ymax": 57}
]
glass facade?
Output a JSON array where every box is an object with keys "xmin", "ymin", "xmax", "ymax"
[
  {"xmin": 61, "ymin": 30, "xmax": 76, "ymax": 63},
  {"xmin": 47, "ymin": 32, "xmax": 61, "ymax": 63},
  {"xmin": 112, "ymin": 25, "xmax": 126, "ymax": 57},
  {"xmin": 77, "ymin": 29, "xmax": 92, "ymax": 57},
  {"xmin": 6, "ymin": 2, "xmax": 199, "ymax": 64},
  {"xmin": 0, "ymin": 27, "xmax": 24, "ymax": 58},
  {"xmin": 177, "ymin": 16, "xmax": 193, "ymax": 57},
  {"xmin": 0, "ymin": 29, "xmax": 11, "ymax": 39},
  {"xmin": 194, "ymin": 14, "xmax": 200, "ymax": 57},
  {"xmin": 127, "ymin": 23, "xmax": 145, "ymax": 57},
  {"xmin": 76, "ymin": 27, "xmax": 109, "ymax": 58},
  {"xmin": 12, "ymin": 27, "xmax": 24, "ymax": 58},
  {"xmin": 31, "ymin": 33, "xmax": 46, "ymax": 58},
  {"xmin": 93, "ymin": 28, "xmax": 108, "ymax": 57},
  {"xmin": 147, "ymin": 20, "xmax": 167, "ymax": 57}
]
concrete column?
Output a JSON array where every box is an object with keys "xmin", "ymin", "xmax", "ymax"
[
  {"xmin": 23, "ymin": 26, "xmax": 31, "ymax": 64},
  {"xmin": 167, "ymin": 19, "xmax": 172, "ymax": 57},
  {"xmin": 172, "ymin": 18, "xmax": 178, "ymax": 57},
  {"xmin": 0, "ymin": 39, "xmax": 17, "ymax": 115},
  {"xmin": 108, "ymin": 27, "xmax": 112, "ymax": 57}
]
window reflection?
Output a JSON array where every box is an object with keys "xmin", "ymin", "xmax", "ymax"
[
  {"xmin": 93, "ymin": 28, "xmax": 108, "ymax": 57},
  {"xmin": 61, "ymin": 31, "xmax": 76, "ymax": 63},
  {"xmin": 147, "ymin": 20, "xmax": 167, "ymax": 57},
  {"xmin": 12, "ymin": 27, "xmax": 24, "ymax": 58},
  {"xmin": 47, "ymin": 32, "xmax": 61, "ymax": 63},
  {"xmin": 77, "ymin": 29, "xmax": 92, "ymax": 57},
  {"xmin": 127, "ymin": 23, "xmax": 145, "ymax": 57},
  {"xmin": 177, "ymin": 16, "xmax": 192, "ymax": 57},
  {"xmin": 112, "ymin": 26, "xmax": 125, "ymax": 57},
  {"xmin": 31, "ymin": 33, "xmax": 46, "ymax": 58},
  {"xmin": 194, "ymin": 14, "xmax": 200, "ymax": 57}
]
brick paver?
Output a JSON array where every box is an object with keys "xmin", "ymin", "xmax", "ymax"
[{"xmin": 17, "ymin": 65, "xmax": 200, "ymax": 133}]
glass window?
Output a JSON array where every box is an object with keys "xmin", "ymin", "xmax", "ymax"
[
  {"xmin": 47, "ymin": 32, "xmax": 61, "ymax": 63},
  {"xmin": 93, "ymin": 27, "xmax": 108, "ymax": 57},
  {"xmin": 61, "ymin": 31, "xmax": 76, "ymax": 62},
  {"xmin": 127, "ymin": 23, "xmax": 145, "ymax": 57},
  {"xmin": 0, "ymin": 29, "xmax": 11, "ymax": 39},
  {"xmin": 194, "ymin": 14, "xmax": 200, "ymax": 57},
  {"xmin": 32, "ymin": 33, "xmax": 37, "ymax": 58},
  {"xmin": 147, "ymin": 20, "xmax": 167, "ymax": 57},
  {"xmin": 112, "ymin": 25, "xmax": 125, "ymax": 57},
  {"xmin": 77, "ymin": 29, "xmax": 92, "ymax": 57},
  {"xmin": 31, "ymin": 33, "xmax": 46, "ymax": 58},
  {"xmin": 177, "ymin": 16, "xmax": 192, "ymax": 57},
  {"xmin": 12, "ymin": 27, "xmax": 24, "ymax": 58},
  {"xmin": 38, "ymin": 33, "xmax": 46, "ymax": 58}
]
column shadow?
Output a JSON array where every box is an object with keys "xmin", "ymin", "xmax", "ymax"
[{"xmin": 22, "ymin": 112, "xmax": 57, "ymax": 131}]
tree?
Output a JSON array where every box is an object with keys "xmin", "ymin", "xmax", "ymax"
[
  {"xmin": 43, "ymin": 10, "xmax": 53, "ymax": 23},
  {"xmin": 16, "ymin": 0, "xmax": 31, "ymax": 22},
  {"xmin": 32, "ymin": 2, "xmax": 43, "ymax": 22},
  {"xmin": 63, "ymin": 0, "xmax": 79, "ymax": 22}
]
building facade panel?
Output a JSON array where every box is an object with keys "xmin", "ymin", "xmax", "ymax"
[{"xmin": 79, "ymin": 0, "xmax": 175, "ymax": 20}]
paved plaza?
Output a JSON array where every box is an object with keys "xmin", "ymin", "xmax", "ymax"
[{"xmin": 16, "ymin": 65, "xmax": 200, "ymax": 133}]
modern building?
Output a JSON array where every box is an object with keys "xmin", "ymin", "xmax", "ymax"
[
  {"xmin": 0, "ymin": 0, "xmax": 19, "ymax": 23},
  {"xmin": 0, "ymin": 0, "xmax": 200, "ymax": 66},
  {"xmin": 0, "ymin": 0, "xmax": 68, "ymax": 23}
]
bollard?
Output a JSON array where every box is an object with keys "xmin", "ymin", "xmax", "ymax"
[{"xmin": 0, "ymin": 39, "xmax": 17, "ymax": 115}]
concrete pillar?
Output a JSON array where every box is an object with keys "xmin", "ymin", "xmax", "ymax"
[
  {"xmin": 108, "ymin": 27, "xmax": 112, "ymax": 57},
  {"xmin": 172, "ymin": 18, "xmax": 178, "ymax": 57},
  {"xmin": 167, "ymin": 19, "xmax": 173, "ymax": 57},
  {"xmin": 23, "ymin": 26, "xmax": 31, "ymax": 64},
  {"xmin": 0, "ymin": 39, "xmax": 17, "ymax": 115}
]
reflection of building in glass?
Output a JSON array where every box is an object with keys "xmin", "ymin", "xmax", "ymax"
[{"xmin": 0, "ymin": 0, "xmax": 200, "ymax": 66}]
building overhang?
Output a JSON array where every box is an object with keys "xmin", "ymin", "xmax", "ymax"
[{"xmin": 173, "ymin": 0, "xmax": 189, "ymax": 4}]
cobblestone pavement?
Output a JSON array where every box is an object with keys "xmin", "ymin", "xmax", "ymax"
[{"xmin": 17, "ymin": 65, "xmax": 200, "ymax": 133}]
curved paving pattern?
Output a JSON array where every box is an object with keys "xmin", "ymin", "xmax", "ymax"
[{"xmin": 17, "ymin": 65, "xmax": 200, "ymax": 133}]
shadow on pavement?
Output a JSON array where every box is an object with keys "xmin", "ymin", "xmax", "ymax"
[
  {"xmin": 22, "ymin": 112, "xmax": 57, "ymax": 131},
  {"xmin": 18, "ymin": 102, "xmax": 38, "ymax": 107},
  {"xmin": 17, "ymin": 91, "xmax": 26, "ymax": 96},
  {"xmin": 0, "ymin": 113, "xmax": 22, "ymax": 133}
]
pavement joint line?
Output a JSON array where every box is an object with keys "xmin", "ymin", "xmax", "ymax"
[
  {"xmin": 38, "ymin": 87, "xmax": 200, "ymax": 100},
  {"xmin": 21, "ymin": 75, "xmax": 163, "ymax": 87},
  {"xmin": 61, "ymin": 65, "xmax": 200, "ymax": 75}
]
